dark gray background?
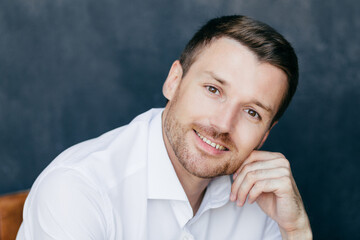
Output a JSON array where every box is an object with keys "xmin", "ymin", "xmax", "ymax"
[{"xmin": 0, "ymin": 0, "xmax": 359, "ymax": 239}]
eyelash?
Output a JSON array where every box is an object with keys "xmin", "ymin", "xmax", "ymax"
[
  {"xmin": 205, "ymin": 85, "xmax": 220, "ymax": 95},
  {"xmin": 244, "ymin": 109, "xmax": 261, "ymax": 120},
  {"xmin": 205, "ymin": 85, "xmax": 262, "ymax": 121}
]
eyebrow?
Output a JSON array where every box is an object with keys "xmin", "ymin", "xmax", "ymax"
[
  {"xmin": 204, "ymin": 71, "xmax": 228, "ymax": 86},
  {"xmin": 204, "ymin": 71, "xmax": 274, "ymax": 115},
  {"xmin": 253, "ymin": 100, "xmax": 273, "ymax": 115}
]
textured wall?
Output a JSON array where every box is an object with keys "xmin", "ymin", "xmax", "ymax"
[{"xmin": 0, "ymin": 0, "xmax": 359, "ymax": 238}]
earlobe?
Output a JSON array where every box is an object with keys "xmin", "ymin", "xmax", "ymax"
[{"xmin": 163, "ymin": 60, "xmax": 183, "ymax": 101}]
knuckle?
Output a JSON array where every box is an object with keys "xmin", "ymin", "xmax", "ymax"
[
  {"xmin": 251, "ymin": 181, "xmax": 265, "ymax": 196},
  {"xmin": 253, "ymin": 169, "xmax": 264, "ymax": 178},
  {"xmin": 280, "ymin": 158, "xmax": 290, "ymax": 168},
  {"xmin": 249, "ymin": 151, "xmax": 257, "ymax": 158},
  {"xmin": 260, "ymin": 180, "xmax": 268, "ymax": 188},
  {"xmin": 273, "ymin": 152, "xmax": 285, "ymax": 158},
  {"xmin": 246, "ymin": 171, "xmax": 257, "ymax": 181},
  {"xmin": 248, "ymin": 191, "xmax": 255, "ymax": 201},
  {"xmin": 243, "ymin": 164, "xmax": 252, "ymax": 172},
  {"xmin": 281, "ymin": 167, "xmax": 291, "ymax": 177},
  {"xmin": 238, "ymin": 184, "xmax": 247, "ymax": 195},
  {"xmin": 253, "ymin": 181, "xmax": 263, "ymax": 191},
  {"xmin": 281, "ymin": 176, "xmax": 292, "ymax": 187}
]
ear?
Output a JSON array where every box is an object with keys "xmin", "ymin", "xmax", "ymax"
[
  {"xmin": 163, "ymin": 60, "xmax": 183, "ymax": 101},
  {"xmin": 257, "ymin": 121, "xmax": 278, "ymax": 149}
]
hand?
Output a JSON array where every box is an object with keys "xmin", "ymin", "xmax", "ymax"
[{"xmin": 230, "ymin": 150, "xmax": 312, "ymax": 239}]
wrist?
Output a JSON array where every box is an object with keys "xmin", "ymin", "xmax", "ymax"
[
  {"xmin": 281, "ymin": 227, "xmax": 312, "ymax": 240},
  {"xmin": 280, "ymin": 214, "xmax": 312, "ymax": 240}
]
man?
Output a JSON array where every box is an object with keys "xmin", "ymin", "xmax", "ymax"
[{"xmin": 18, "ymin": 15, "xmax": 312, "ymax": 239}]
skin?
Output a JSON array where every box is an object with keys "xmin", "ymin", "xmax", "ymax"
[{"xmin": 162, "ymin": 37, "xmax": 312, "ymax": 239}]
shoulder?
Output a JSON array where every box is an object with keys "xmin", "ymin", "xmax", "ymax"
[
  {"xmin": 20, "ymin": 168, "xmax": 111, "ymax": 239},
  {"xmin": 39, "ymin": 108, "xmax": 163, "ymax": 191},
  {"xmin": 19, "ymin": 108, "xmax": 163, "ymax": 239}
]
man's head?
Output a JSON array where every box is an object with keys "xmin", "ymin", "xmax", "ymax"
[
  {"xmin": 179, "ymin": 15, "xmax": 298, "ymax": 123},
  {"xmin": 162, "ymin": 15, "xmax": 298, "ymax": 179}
]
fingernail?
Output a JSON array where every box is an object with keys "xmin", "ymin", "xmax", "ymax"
[
  {"xmin": 236, "ymin": 200, "xmax": 242, "ymax": 207},
  {"xmin": 233, "ymin": 173, "xmax": 237, "ymax": 180}
]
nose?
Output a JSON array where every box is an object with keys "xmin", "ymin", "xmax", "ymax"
[{"xmin": 209, "ymin": 104, "xmax": 238, "ymax": 134}]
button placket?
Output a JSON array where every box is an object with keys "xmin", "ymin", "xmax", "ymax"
[{"xmin": 179, "ymin": 230, "xmax": 194, "ymax": 240}]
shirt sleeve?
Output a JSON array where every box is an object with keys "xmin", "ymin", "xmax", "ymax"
[
  {"xmin": 17, "ymin": 168, "xmax": 111, "ymax": 240},
  {"xmin": 262, "ymin": 216, "xmax": 282, "ymax": 240}
]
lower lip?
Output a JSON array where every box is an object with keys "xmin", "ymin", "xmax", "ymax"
[{"xmin": 193, "ymin": 130, "xmax": 227, "ymax": 156}]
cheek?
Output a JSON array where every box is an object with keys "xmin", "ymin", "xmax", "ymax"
[
  {"xmin": 177, "ymin": 90, "xmax": 211, "ymax": 117},
  {"xmin": 234, "ymin": 123, "xmax": 267, "ymax": 151}
]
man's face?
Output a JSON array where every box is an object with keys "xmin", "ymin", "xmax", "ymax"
[{"xmin": 162, "ymin": 37, "xmax": 287, "ymax": 179}]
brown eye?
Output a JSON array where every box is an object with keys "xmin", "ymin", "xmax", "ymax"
[
  {"xmin": 245, "ymin": 109, "xmax": 261, "ymax": 119},
  {"xmin": 206, "ymin": 86, "xmax": 220, "ymax": 95},
  {"xmin": 248, "ymin": 110, "xmax": 256, "ymax": 117}
]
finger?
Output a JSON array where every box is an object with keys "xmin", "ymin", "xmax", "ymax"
[
  {"xmin": 247, "ymin": 176, "xmax": 293, "ymax": 204},
  {"xmin": 233, "ymin": 156, "xmax": 290, "ymax": 180},
  {"xmin": 232, "ymin": 158, "xmax": 289, "ymax": 198},
  {"xmin": 233, "ymin": 167, "xmax": 291, "ymax": 206},
  {"xmin": 234, "ymin": 150, "xmax": 286, "ymax": 177}
]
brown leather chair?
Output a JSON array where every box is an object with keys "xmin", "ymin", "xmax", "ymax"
[{"xmin": 0, "ymin": 191, "xmax": 28, "ymax": 240}]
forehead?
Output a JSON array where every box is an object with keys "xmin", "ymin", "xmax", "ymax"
[{"xmin": 194, "ymin": 37, "xmax": 259, "ymax": 67}]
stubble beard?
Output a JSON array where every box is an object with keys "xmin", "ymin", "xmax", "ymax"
[{"xmin": 164, "ymin": 101, "xmax": 236, "ymax": 179}]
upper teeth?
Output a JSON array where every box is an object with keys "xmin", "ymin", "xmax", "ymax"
[{"xmin": 196, "ymin": 132, "xmax": 226, "ymax": 150}]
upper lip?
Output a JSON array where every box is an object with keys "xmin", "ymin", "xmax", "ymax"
[{"xmin": 194, "ymin": 129, "xmax": 229, "ymax": 151}]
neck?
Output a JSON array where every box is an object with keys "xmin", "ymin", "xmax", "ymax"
[
  {"xmin": 161, "ymin": 111, "xmax": 211, "ymax": 215},
  {"xmin": 170, "ymin": 152, "xmax": 211, "ymax": 215}
]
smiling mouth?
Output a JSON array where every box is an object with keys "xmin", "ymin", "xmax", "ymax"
[{"xmin": 195, "ymin": 130, "xmax": 228, "ymax": 151}]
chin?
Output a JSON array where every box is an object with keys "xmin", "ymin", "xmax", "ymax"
[{"xmin": 181, "ymin": 157, "xmax": 231, "ymax": 179}]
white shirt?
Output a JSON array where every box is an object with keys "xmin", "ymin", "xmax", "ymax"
[{"xmin": 17, "ymin": 108, "xmax": 281, "ymax": 240}]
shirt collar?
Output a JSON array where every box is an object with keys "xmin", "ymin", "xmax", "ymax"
[
  {"xmin": 147, "ymin": 108, "xmax": 232, "ymax": 206},
  {"xmin": 199, "ymin": 175, "xmax": 231, "ymax": 213},
  {"xmin": 147, "ymin": 109, "xmax": 188, "ymax": 201}
]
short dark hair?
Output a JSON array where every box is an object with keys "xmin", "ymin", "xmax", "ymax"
[{"xmin": 179, "ymin": 15, "xmax": 298, "ymax": 123}]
